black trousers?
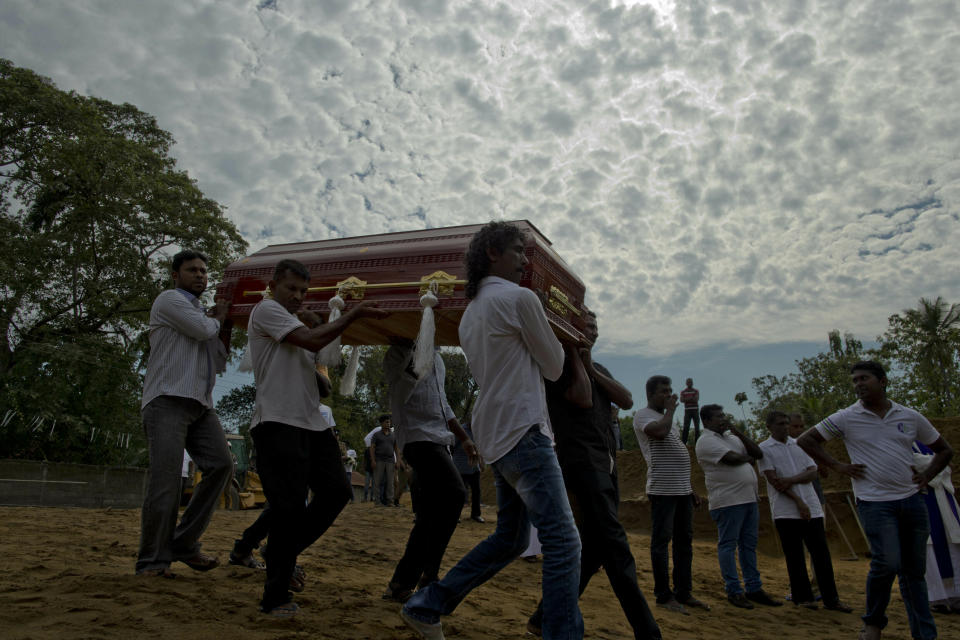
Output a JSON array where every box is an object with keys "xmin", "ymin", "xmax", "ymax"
[
  {"xmin": 460, "ymin": 472, "xmax": 482, "ymax": 519},
  {"xmin": 235, "ymin": 503, "xmax": 272, "ymax": 555},
  {"xmin": 681, "ymin": 408, "xmax": 700, "ymax": 444},
  {"xmin": 252, "ymin": 423, "xmax": 351, "ymax": 611},
  {"xmin": 649, "ymin": 494, "xmax": 694, "ymax": 604},
  {"xmin": 530, "ymin": 467, "xmax": 661, "ymax": 640},
  {"xmin": 389, "ymin": 441, "xmax": 467, "ymax": 589},
  {"xmin": 774, "ymin": 517, "xmax": 840, "ymax": 606}
]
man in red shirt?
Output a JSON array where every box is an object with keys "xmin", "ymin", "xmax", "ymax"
[{"xmin": 679, "ymin": 378, "xmax": 700, "ymax": 444}]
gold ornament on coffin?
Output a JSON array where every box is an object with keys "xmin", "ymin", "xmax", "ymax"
[
  {"xmin": 419, "ymin": 270, "xmax": 460, "ymax": 296},
  {"xmin": 548, "ymin": 285, "xmax": 581, "ymax": 318},
  {"xmin": 336, "ymin": 276, "xmax": 368, "ymax": 299}
]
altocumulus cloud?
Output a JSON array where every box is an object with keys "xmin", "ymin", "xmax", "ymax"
[{"xmin": 1, "ymin": 0, "xmax": 958, "ymax": 356}]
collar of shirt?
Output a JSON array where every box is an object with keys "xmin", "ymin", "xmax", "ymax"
[
  {"xmin": 851, "ymin": 399, "xmax": 904, "ymax": 418},
  {"xmin": 176, "ymin": 287, "xmax": 200, "ymax": 306}
]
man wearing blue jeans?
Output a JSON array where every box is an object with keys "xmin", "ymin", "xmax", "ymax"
[
  {"xmin": 695, "ymin": 404, "xmax": 782, "ymax": 609},
  {"xmin": 401, "ymin": 221, "xmax": 581, "ymax": 640},
  {"xmin": 799, "ymin": 361, "xmax": 953, "ymax": 640}
]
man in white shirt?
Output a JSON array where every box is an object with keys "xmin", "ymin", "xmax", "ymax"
[
  {"xmin": 402, "ymin": 221, "xmax": 581, "ymax": 640},
  {"xmin": 798, "ymin": 361, "xmax": 953, "ymax": 640},
  {"xmin": 381, "ymin": 340, "xmax": 480, "ymax": 602},
  {"xmin": 695, "ymin": 404, "xmax": 781, "ymax": 609},
  {"xmin": 758, "ymin": 411, "xmax": 851, "ymax": 612},
  {"xmin": 137, "ymin": 250, "xmax": 233, "ymax": 578},
  {"xmin": 633, "ymin": 375, "xmax": 707, "ymax": 615},
  {"xmin": 248, "ymin": 258, "xmax": 387, "ymax": 617}
]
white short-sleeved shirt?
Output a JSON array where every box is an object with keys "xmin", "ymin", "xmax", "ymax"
[
  {"xmin": 695, "ymin": 430, "xmax": 758, "ymax": 510},
  {"xmin": 249, "ymin": 299, "xmax": 327, "ymax": 432},
  {"xmin": 757, "ymin": 437, "xmax": 823, "ymax": 520},
  {"xmin": 633, "ymin": 407, "xmax": 692, "ymax": 496},
  {"xmin": 815, "ymin": 400, "xmax": 940, "ymax": 501}
]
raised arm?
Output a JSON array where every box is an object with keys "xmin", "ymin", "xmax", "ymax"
[
  {"xmin": 284, "ymin": 301, "xmax": 388, "ymax": 352},
  {"xmin": 586, "ymin": 358, "xmax": 633, "ymax": 410},
  {"xmin": 563, "ymin": 346, "xmax": 592, "ymax": 409},
  {"xmin": 516, "ymin": 289, "xmax": 564, "ymax": 381}
]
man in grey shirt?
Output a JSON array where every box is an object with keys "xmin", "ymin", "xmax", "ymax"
[
  {"xmin": 382, "ymin": 340, "xmax": 480, "ymax": 602},
  {"xmin": 137, "ymin": 250, "xmax": 233, "ymax": 578}
]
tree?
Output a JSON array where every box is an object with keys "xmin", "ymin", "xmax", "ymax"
[
  {"xmin": 0, "ymin": 59, "xmax": 247, "ymax": 464},
  {"xmin": 619, "ymin": 413, "xmax": 638, "ymax": 451},
  {"xmin": 878, "ymin": 297, "xmax": 960, "ymax": 416},
  {"xmin": 748, "ymin": 331, "xmax": 876, "ymax": 427}
]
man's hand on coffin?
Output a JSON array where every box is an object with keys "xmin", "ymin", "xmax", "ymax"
[
  {"xmin": 297, "ymin": 310, "xmax": 321, "ymax": 328},
  {"xmin": 208, "ymin": 297, "xmax": 230, "ymax": 323},
  {"xmin": 344, "ymin": 300, "xmax": 390, "ymax": 321}
]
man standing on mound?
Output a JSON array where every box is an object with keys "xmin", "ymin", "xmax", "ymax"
[
  {"xmin": 798, "ymin": 361, "xmax": 952, "ymax": 640},
  {"xmin": 401, "ymin": 221, "xmax": 583, "ymax": 639},
  {"xmin": 248, "ymin": 258, "xmax": 387, "ymax": 616},
  {"xmin": 137, "ymin": 250, "xmax": 234, "ymax": 578}
]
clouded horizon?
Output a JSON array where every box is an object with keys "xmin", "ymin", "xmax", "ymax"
[{"xmin": 2, "ymin": 0, "xmax": 958, "ymax": 363}]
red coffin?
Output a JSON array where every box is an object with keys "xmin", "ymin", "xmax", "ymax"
[{"xmin": 216, "ymin": 220, "xmax": 587, "ymax": 345}]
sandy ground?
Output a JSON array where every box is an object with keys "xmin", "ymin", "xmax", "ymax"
[
  {"xmin": 3, "ymin": 417, "xmax": 959, "ymax": 639},
  {"xmin": 2, "ymin": 499, "xmax": 959, "ymax": 640}
]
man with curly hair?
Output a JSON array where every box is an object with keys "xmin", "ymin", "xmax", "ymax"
[{"xmin": 402, "ymin": 222, "xmax": 582, "ymax": 639}]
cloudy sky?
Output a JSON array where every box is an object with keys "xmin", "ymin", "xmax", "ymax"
[{"xmin": 3, "ymin": 0, "xmax": 959, "ymax": 410}]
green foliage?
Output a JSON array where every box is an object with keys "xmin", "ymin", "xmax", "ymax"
[
  {"xmin": 877, "ymin": 296, "xmax": 960, "ymax": 417},
  {"xmin": 748, "ymin": 330, "xmax": 871, "ymax": 426},
  {"xmin": 0, "ymin": 59, "xmax": 247, "ymax": 464},
  {"xmin": 619, "ymin": 413, "xmax": 638, "ymax": 450}
]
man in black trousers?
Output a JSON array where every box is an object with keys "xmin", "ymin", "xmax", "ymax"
[{"xmin": 527, "ymin": 311, "xmax": 661, "ymax": 639}]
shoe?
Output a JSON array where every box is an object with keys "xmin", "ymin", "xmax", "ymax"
[
  {"xmin": 823, "ymin": 601, "xmax": 853, "ymax": 613},
  {"xmin": 678, "ymin": 596, "xmax": 711, "ymax": 611},
  {"xmin": 263, "ymin": 602, "xmax": 299, "ymax": 618},
  {"xmin": 656, "ymin": 598, "xmax": 690, "ymax": 615},
  {"xmin": 525, "ymin": 619, "xmax": 542, "ymax": 637},
  {"xmin": 931, "ymin": 603, "xmax": 951, "ymax": 615},
  {"xmin": 177, "ymin": 552, "xmax": 219, "ymax": 572},
  {"xmin": 857, "ymin": 624, "xmax": 881, "ymax": 640},
  {"xmin": 794, "ymin": 600, "xmax": 819, "ymax": 610},
  {"xmin": 400, "ymin": 607, "xmax": 444, "ymax": 639},
  {"xmin": 228, "ymin": 550, "xmax": 265, "ymax": 570},
  {"xmin": 745, "ymin": 589, "xmax": 783, "ymax": 606},
  {"xmin": 727, "ymin": 593, "xmax": 754, "ymax": 609},
  {"xmin": 522, "ymin": 555, "xmax": 539, "ymax": 563},
  {"xmin": 382, "ymin": 582, "xmax": 414, "ymax": 603},
  {"xmin": 471, "ymin": 515, "xmax": 486, "ymax": 523},
  {"xmin": 136, "ymin": 567, "xmax": 176, "ymax": 578}
]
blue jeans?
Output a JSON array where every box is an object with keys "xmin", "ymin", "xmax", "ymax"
[
  {"xmin": 857, "ymin": 494, "xmax": 936, "ymax": 640},
  {"xmin": 709, "ymin": 502, "xmax": 761, "ymax": 595},
  {"xmin": 404, "ymin": 428, "xmax": 583, "ymax": 640}
]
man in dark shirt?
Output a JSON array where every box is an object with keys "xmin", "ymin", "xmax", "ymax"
[
  {"xmin": 527, "ymin": 311, "xmax": 661, "ymax": 639},
  {"xmin": 370, "ymin": 415, "xmax": 403, "ymax": 506}
]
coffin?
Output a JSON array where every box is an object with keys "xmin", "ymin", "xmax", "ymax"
[{"xmin": 216, "ymin": 220, "xmax": 587, "ymax": 345}]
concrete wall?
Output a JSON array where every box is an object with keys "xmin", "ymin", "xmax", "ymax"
[{"xmin": 0, "ymin": 459, "xmax": 147, "ymax": 508}]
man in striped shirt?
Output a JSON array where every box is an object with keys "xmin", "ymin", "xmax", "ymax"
[
  {"xmin": 634, "ymin": 375, "xmax": 708, "ymax": 615},
  {"xmin": 137, "ymin": 250, "xmax": 234, "ymax": 578}
]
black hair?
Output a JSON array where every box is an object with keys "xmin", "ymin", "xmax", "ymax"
[
  {"xmin": 765, "ymin": 410, "xmax": 789, "ymax": 427},
  {"xmin": 850, "ymin": 360, "xmax": 887, "ymax": 382},
  {"xmin": 172, "ymin": 249, "xmax": 208, "ymax": 272},
  {"xmin": 700, "ymin": 403, "xmax": 724, "ymax": 423},
  {"xmin": 378, "ymin": 414, "xmax": 391, "ymax": 424},
  {"xmin": 464, "ymin": 221, "xmax": 525, "ymax": 299},
  {"xmin": 273, "ymin": 259, "xmax": 310, "ymax": 282},
  {"xmin": 645, "ymin": 375, "xmax": 672, "ymax": 398}
]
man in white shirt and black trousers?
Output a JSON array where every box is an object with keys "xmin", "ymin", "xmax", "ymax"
[
  {"xmin": 798, "ymin": 360, "xmax": 953, "ymax": 640},
  {"xmin": 757, "ymin": 410, "xmax": 851, "ymax": 613},
  {"xmin": 402, "ymin": 221, "xmax": 583, "ymax": 640},
  {"xmin": 137, "ymin": 249, "xmax": 234, "ymax": 578},
  {"xmin": 247, "ymin": 258, "xmax": 387, "ymax": 617}
]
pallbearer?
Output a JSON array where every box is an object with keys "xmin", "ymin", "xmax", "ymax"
[
  {"xmin": 247, "ymin": 258, "xmax": 387, "ymax": 617},
  {"xmin": 402, "ymin": 221, "xmax": 583, "ymax": 640}
]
